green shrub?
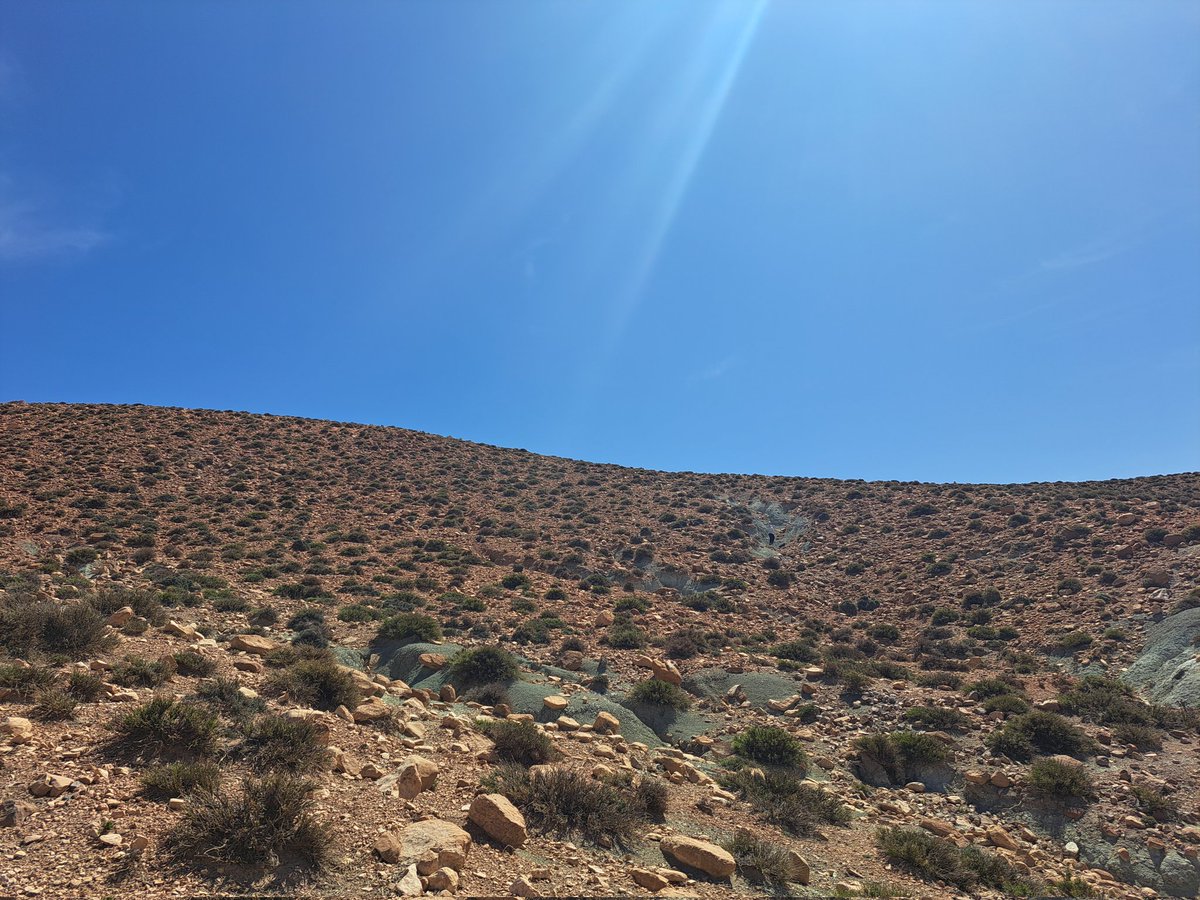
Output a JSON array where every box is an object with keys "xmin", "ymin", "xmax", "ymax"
[
  {"xmin": 963, "ymin": 677, "xmax": 1022, "ymax": 700},
  {"xmin": 449, "ymin": 646, "xmax": 519, "ymax": 687},
  {"xmin": 876, "ymin": 827, "xmax": 1036, "ymax": 893},
  {"xmin": 196, "ymin": 676, "xmax": 267, "ymax": 724},
  {"xmin": 723, "ymin": 830, "xmax": 806, "ymax": 885},
  {"xmin": 111, "ymin": 654, "xmax": 177, "ymax": 687},
  {"xmin": 476, "ymin": 718, "xmax": 556, "ymax": 766},
  {"xmin": 172, "ymin": 650, "xmax": 216, "ymax": 677},
  {"xmin": 375, "ymin": 612, "xmax": 442, "ymax": 643},
  {"xmin": 627, "ymin": 678, "xmax": 691, "ymax": 710},
  {"xmin": 0, "ymin": 600, "xmax": 113, "ymax": 659},
  {"xmin": 65, "ymin": 670, "xmax": 105, "ymax": 702},
  {"xmin": 903, "ymin": 706, "xmax": 969, "ymax": 731},
  {"xmin": 987, "ymin": 711, "xmax": 1093, "ymax": 762},
  {"xmin": 142, "ymin": 760, "xmax": 222, "ymax": 799},
  {"xmin": 0, "ymin": 664, "xmax": 56, "ymax": 699},
  {"xmin": 166, "ymin": 774, "xmax": 333, "ymax": 870},
  {"xmin": 1131, "ymin": 785, "xmax": 1176, "ymax": 822},
  {"xmin": 605, "ymin": 620, "xmax": 648, "ymax": 649},
  {"xmin": 337, "ymin": 604, "xmax": 381, "ymax": 623},
  {"xmin": 732, "ymin": 726, "xmax": 807, "ymax": 771},
  {"xmin": 1112, "ymin": 723, "xmax": 1163, "ymax": 750},
  {"xmin": 87, "ymin": 587, "xmax": 165, "ymax": 625},
  {"xmin": 1027, "ymin": 759, "xmax": 1093, "ymax": 802},
  {"xmin": 242, "ymin": 714, "xmax": 328, "ymax": 773},
  {"xmin": 721, "ymin": 768, "xmax": 850, "ymax": 836},
  {"xmin": 31, "ymin": 688, "xmax": 77, "ymax": 721},
  {"xmin": 855, "ymin": 731, "xmax": 951, "ymax": 786},
  {"xmin": 112, "ymin": 697, "xmax": 220, "ymax": 757},
  {"xmin": 266, "ymin": 659, "xmax": 361, "ymax": 711},
  {"xmin": 983, "ymin": 694, "xmax": 1030, "ymax": 716},
  {"xmin": 1051, "ymin": 631, "xmax": 1093, "ymax": 653},
  {"xmin": 770, "ymin": 640, "xmax": 818, "ymax": 663},
  {"xmin": 483, "ymin": 764, "xmax": 663, "ymax": 845},
  {"xmin": 1057, "ymin": 676, "xmax": 1153, "ymax": 727}
]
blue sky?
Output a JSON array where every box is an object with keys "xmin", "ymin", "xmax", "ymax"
[{"xmin": 2, "ymin": 1, "xmax": 1197, "ymax": 483}]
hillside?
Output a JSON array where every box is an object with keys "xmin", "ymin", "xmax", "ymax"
[{"xmin": 1, "ymin": 401, "xmax": 1198, "ymax": 898}]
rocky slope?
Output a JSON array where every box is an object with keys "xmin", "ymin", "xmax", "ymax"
[{"xmin": 1, "ymin": 401, "xmax": 1198, "ymax": 898}]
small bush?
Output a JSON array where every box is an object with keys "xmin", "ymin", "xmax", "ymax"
[
  {"xmin": 605, "ymin": 620, "xmax": 648, "ymax": 649},
  {"xmin": 337, "ymin": 604, "xmax": 381, "ymax": 623},
  {"xmin": 0, "ymin": 600, "xmax": 113, "ymax": 659},
  {"xmin": 142, "ymin": 760, "xmax": 222, "ymax": 799},
  {"xmin": 721, "ymin": 768, "xmax": 849, "ymax": 836},
  {"xmin": 266, "ymin": 659, "xmax": 361, "ymax": 711},
  {"xmin": 983, "ymin": 694, "xmax": 1030, "ymax": 716},
  {"xmin": 166, "ymin": 774, "xmax": 333, "ymax": 870},
  {"xmin": 987, "ymin": 711, "xmax": 1093, "ymax": 762},
  {"xmin": 65, "ymin": 670, "xmax": 105, "ymax": 702},
  {"xmin": 242, "ymin": 715, "xmax": 328, "ymax": 773},
  {"xmin": 0, "ymin": 664, "xmax": 56, "ymax": 699},
  {"xmin": 31, "ymin": 688, "xmax": 77, "ymax": 721},
  {"xmin": 1027, "ymin": 759, "xmax": 1093, "ymax": 802},
  {"xmin": 111, "ymin": 654, "xmax": 177, "ymax": 687},
  {"xmin": 477, "ymin": 718, "xmax": 556, "ymax": 766},
  {"xmin": 463, "ymin": 681, "xmax": 510, "ymax": 707},
  {"xmin": 724, "ymin": 830, "xmax": 805, "ymax": 885},
  {"xmin": 449, "ymin": 646, "xmax": 519, "ymax": 687},
  {"xmin": 172, "ymin": 650, "xmax": 216, "ymax": 677},
  {"xmin": 855, "ymin": 731, "xmax": 951, "ymax": 786},
  {"xmin": 197, "ymin": 676, "xmax": 267, "ymax": 724},
  {"xmin": 876, "ymin": 827, "xmax": 1036, "ymax": 893},
  {"xmin": 963, "ymin": 677, "xmax": 1022, "ymax": 700},
  {"xmin": 1051, "ymin": 631, "xmax": 1093, "ymax": 653},
  {"xmin": 903, "ymin": 706, "xmax": 969, "ymax": 731},
  {"xmin": 484, "ymin": 764, "xmax": 661, "ymax": 844},
  {"xmin": 374, "ymin": 612, "xmax": 442, "ymax": 644},
  {"xmin": 1131, "ymin": 785, "xmax": 1176, "ymax": 822},
  {"xmin": 732, "ymin": 726, "xmax": 807, "ymax": 771},
  {"xmin": 770, "ymin": 640, "xmax": 818, "ymax": 663},
  {"xmin": 112, "ymin": 697, "xmax": 219, "ymax": 757},
  {"xmin": 627, "ymin": 678, "xmax": 691, "ymax": 710},
  {"xmin": 1112, "ymin": 722, "xmax": 1163, "ymax": 750}
]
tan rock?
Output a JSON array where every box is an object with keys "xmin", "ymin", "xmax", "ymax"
[
  {"xmin": 593, "ymin": 711, "xmax": 620, "ymax": 734},
  {"xmin": 469, "ymin": 793, "xmax": 527, "ymax": 848},
  {"xmin": 398, "ymin": 756, "xmax": 440, "ymax": 799},
  {"xmin": 543, "ymin": 695, "xmax": 569, "ymax": 711},
  {"xmin": 510, "ymin": 875, "xmax": 539, "ymax": 897},
  {"xmin": 352, "ymin": 696, "xmax": 392, "ymax": 723},
  {"xmin": 164, "ymin": 620, "xmax": 200, "ymax": 639},
  {"xmin": 987, "ymin": 826, "xmax": 1019, "ymax": 851},
  {"xmin": 595, "ymin": 610, "xmax": 615, "ymax": 626},
  {"xmin": 419, "ymin": 652, "xmax": 447, "ymax": 670},
  {"xmin": 2, "ymin": 716, "xmax": 34, "ymax": 745},
  {"xmin": 439, "ymin": 683, "xmax": 457, "ymax": 703},
  {"xmin": 28, "ymin": 774, "xmax": 73, "ymax": 798},
  {"xmin": 425, "ymin": 866, "xmax": 459, "ymax": 892},
  {"xmin": 631, "ymin": 868, "xmax": 670, "ymax": 891},
  {"xmin": 399, "ymin": 819, "xmax": 472, "ymax": 872},
  {"xmin": 660, "ymin": 834, "xmax": 736, "ymax": 878},
  {"xmin": 105, "ymin": 606, "xmax": 135, "ymax": 627},
  {"xmin": 561, "ymin": 650, "xmax": 584, "ymax": 671},
  {"xmin": 0, "ymin": 799, "xmax": 35, "ymax": 827},
  {"xmin": 229, "ymin": 633, "xmax": 277, "ymax": 656}
]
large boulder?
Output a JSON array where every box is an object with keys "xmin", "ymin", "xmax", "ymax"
[
  {"xmin": 468, "ymin": 793, "xmax": 527, "ymax": 848},
  {"xmin": 660, "ymin": 834, "xmax": 735, "ymax": 879}
]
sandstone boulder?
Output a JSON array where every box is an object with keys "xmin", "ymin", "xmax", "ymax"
[
  {"xmin": 660, "ymin": 834, "xmax": 735, "ymax": 878},
  {"xmin": 468, "ymin": 793, "xmax": 527, "ymax": 848}
]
